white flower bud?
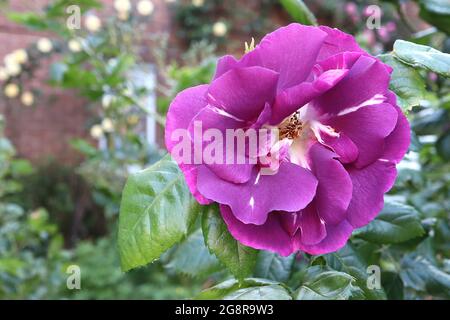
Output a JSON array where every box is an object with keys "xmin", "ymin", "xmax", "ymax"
[
  {"xmin": 212, "ymin": 21, "xmax": 227, "ymax": 37},
  {"xmin": 114, "ymin": 0, "xmax": 131, "ymax": 12},
  {"xmin": 12, "ymin": 49, "xmax": 28, "ymax": 64},
  {"xmin": 90, "ymin": 124, "xmax": 104, "ymax": 139},
  {"xmin": 68, "ymin": 39, "xmax": 83, "ymax": 52},
  {"xmin": 37, "ymin": 38, "xmax": 53, "ymax": 53},
  {"xmin": 0, "ymin": 67, "xmax": 8, "ymax": 81},
  {"xmin": 4, "ymin": 83, "xmax": 19, "ymax": 98},
  {"xmin": 192, "ymin": 0, "xmax": 204, "ymax": 7},
  {"xmin": 85, "ymin": 15, "xmax": 102, "ymax": 32},
  {"xmin": 21, "ymin": 91, "xmax": 34, "ymax": 106},
  {"xmin": 5, "ymin": 62, "xmax": 21, "ymax": 77},
  {"xmin": 137, "ymin": 0, "xmax": 154, "ymax": 16},
  {"xmin": 101, "ymin": 118, "xmax": 114, "ymax": 132}
]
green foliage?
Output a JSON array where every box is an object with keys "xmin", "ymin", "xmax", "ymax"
[
  {"xmin": 325, "ymin": 244, "xmax": 387, "ymax": 300},
  {"xmin": 379, "ymin": 53, "xmax": 430, "ymax": 111},
  {"xmin": 353, "ymin": 200, "xmax": 425, "ymax": 244},
  {"xmin": 0, "ymin": 119, "xmax": 68, "ymax": 299},
  {"xmin": 401, "ymin": 254, "xmax": 450, "ymax": 298},
  {"xmin": 254, "ymin": 251, "xmax": 295, "ymax": 283},
  {"xmin": 196, "ymin": 278, "xmax": 291, "ymax": 300},
  {"xmin": 419, "ymin": 0, "xmax": 450, "ymax": 34},
  {"xmin": 393, "ymin": 40, "xmax": 450, "ymax": 77},
  {"xmin": 173, "ymin": 0, "xmax": 280, "ymax": 46},
  {"xmin": 294, "ymin": 269, "xmax": 355, "ymax": 300},
  {"xmin": 224, "ymin": 284, "xmax": 292, "ymax": 300},
  {"xmin": 8, "ymin": 0, "xmax": 101, "ymax": 36},
  {"xmin": 279, "ymin": 0, "xmax": 318, "ymax": 25},
  {"xmin": 157, "ymin": 61, "xmax": 216, "ymax": 115},
  {"xmin": 163, "ymin": 229, "xmax": 222, "ymax": 278},
  {"xmin": 66, "ymin": 235, "xmax": 202, "ymax": 299},
  {"xmin": 0, "ymin": 206, "xmax": 69, "ymax": 299},
  {"xmin": 202, "ymin": 204, "xmax": 258, "ymax": 281},
  {"xmin": 118, "ymin": 156, "xmax": 199, "ymax": 271}
]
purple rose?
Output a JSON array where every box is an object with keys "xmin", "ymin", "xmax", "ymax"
[{"xmin": 165, "ymin": 24, "xmax": 410, "ymax": 256}]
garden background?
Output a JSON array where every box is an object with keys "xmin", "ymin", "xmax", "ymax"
[{"xmin": 0, "ymin": 0, "xmax": 449, "ymax": 299}]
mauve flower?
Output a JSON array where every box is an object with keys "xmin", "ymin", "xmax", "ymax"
[
  {"xmin": 377, "ymin": 26, "xmax": 390, "ymax": 42},
  {"xmin": 165, "ymin": 24, "xmax": 410, "ymax": 255},
  {"xmin": 344, "ymin": 2, "xmax": 360, "ymax": 24}
]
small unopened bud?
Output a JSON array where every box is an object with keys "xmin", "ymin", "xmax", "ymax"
[
  {"xmin": 85, "ymin": 15, "xmax": 102, "ymax": 32},
  {"xmin": 114, "ymin": 0, "xmax": 131, "ymax": 13},
  {"xmin": 137, "ymin": 1, "xmax": 154, "ymax": 16},
  {"xmin": 90, "ymin": 124, "xmax": 104, "ymax": 139},
  {"xmin": 21, "ymin": 91, "xmax": 34, "ymax": 106},
  {"xmin": 4, "ymin": 83, "xmax": 19, "ymax": 98},
  {"xmin": 212, "ymin": 21, "xmax": 227, "ymax": 37},
  {"xmin": 68, "ymin": 39, "xmax": 83, "ymax": 52},
  {"xmin": 37, "ymin": 38, "xmax": 53, "ymax": 53},
  {"xmin": 101, "ymin": 118, "xmax": 114, "ymax": 132}
]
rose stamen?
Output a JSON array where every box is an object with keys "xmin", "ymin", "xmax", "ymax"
[{"xmin": 279, "ymin": 111, "xmax": 303, "ymax": 140}]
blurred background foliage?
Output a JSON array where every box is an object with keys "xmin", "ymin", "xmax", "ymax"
[{"xmin": 0, "ymin": 0, "xmax": 449, "ymax": 299}]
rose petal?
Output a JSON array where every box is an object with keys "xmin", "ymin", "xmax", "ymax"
[
  {"xmin": 297, "ymin": 202, "xmax": 327, "ymax": 245},
  {"xmin": 270, "ymin": 69, "xmax": 349, "ymax": 124},
  {"xmin": 207, "ymin": 66, "xmax": 279, "ymax": 121},
  {"xmin": 319, "ymin": 131, "xmax": 359, "ymax": 163},
  {"xmin": 213, "ymin": 55, "xmax": 238, "ymax": 80},
  {"xmin": 326, "ymin": 103, "xmax": 398, "ymax": 168},
  {"xmin": 314, "ymin": 55, "xmax": 391, "ymax": 115},
  {"xmin": 188, "ymin": 106, "xmax": 254, "ymax": 183},
  {"xmin": 221, "ymin": 205, "xmax": 295, "ymax": 256},
  {"xmin": 197, "ymin": 162, "xmax": 318, "ymax": 225},
  {"xmin": 295, "ymin": 219, "xmax": 354, "ymax": 255},
  {"xmin": 346, "ymin": 160, "xmax": 397, "ymax": 228},
  {"xmin": 165, "ymin": 85, "xmax": 208, "ymax": 152},
  {"xmin": 308, "ymin": 143, "xmax": 353, "ymax": 224},
  {"xmin": 317, "ymin": 26, "xmax": 366, "ymax": 61},
  {"xmin": 165, "ymin": 85, "xmax": 211, "ymax": 204},
  {"xmin": 213, "ymin": 24, "xmax": 328, "ymax": 90},
  {"xmin": 382, "ymin": 91, "xmax": 411, "ymax": 163}
]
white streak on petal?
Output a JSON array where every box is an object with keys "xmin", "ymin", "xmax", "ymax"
[{"xmin": 337, "ymin": 93, "xmax": 386, "ymax": 116}]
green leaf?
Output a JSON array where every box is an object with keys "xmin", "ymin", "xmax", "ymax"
[
  {"xmin": 106, "ymin": 54, "xmax": 135, "ymax": 86},
  {"xmin": 379, "ymin": 53, "xmax": 428, "ymax": 111},
  {"xmin": 224, "ymin": 284, "xmax": 292, "ymax": 300},
  {"xmin": 46, "ymin": 0, "xmax": 102, "ymax": 18},
  {"xmin": 279, "ymin": 0, "xmax": 317, "ymax": 26},
  {"xmin": 326, "ymin": 244, "xmax": 387, "ymax": 300},
  {"xmin": 0, "ymin": 258, "xmax": 26, "ymax": 275},
  {"xmin": 294, "ymin": 270, "xmax": 354, "ymax": 300},
  {"xmin": 401, "ymin": 254, "xmax": 450, "ymax": 298},
  {"xmin": 118, "ymin": 156, "xmax": 199, "ymax": 271},
  {"xmin": 254, "ymin": 251, "xmax": 295, "ymax": 283},
  {"xmin": 10, "ymin": 159, "xmax": 34, "ymax": 176},
  {"xmin": 419, "ymin": 0, "xmax": 450, "ymax": 34},
  {"xmin": 196, "ymin": 278, "xmax": 281, "ymax": 299},
  {"xmin": 7, "ymin": 12, "xmax": 50, "ymax": 31},
  {"xmin": 393, "ymin": 40, "xmax": 450, "ymax": 77},
  {"xmin": 382, "ymin": 271, "xmax": 404, "ymax": 300},
  {"xmin": 436, "ymin": 130, "xmax": 450, "ymax": 160},
  {"xmin": 70, "ymin": 139, "xmax": 99, "ymax": 158},
  {"xmin": 411, "ymin": 108, "xmax": 448, "ymax": 135},
  {"xmin": 353, "ymin": 200, "xmax": 425, "ymax": 244},
  {"xmin": 201, "ymin": 204, "xmax": 258, "ymax": 280},
  {"xmin": 164, "ymin": 229, "xmax": 222, "ymax": 277}
]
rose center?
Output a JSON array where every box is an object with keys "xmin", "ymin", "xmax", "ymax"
[
  {"xmin": 274, "ymin": 106, "xmax": 339, "ymax": 169},
  {"xmin": 278, "ymin": 111, "xmax": 304, "ymax": 140}
]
